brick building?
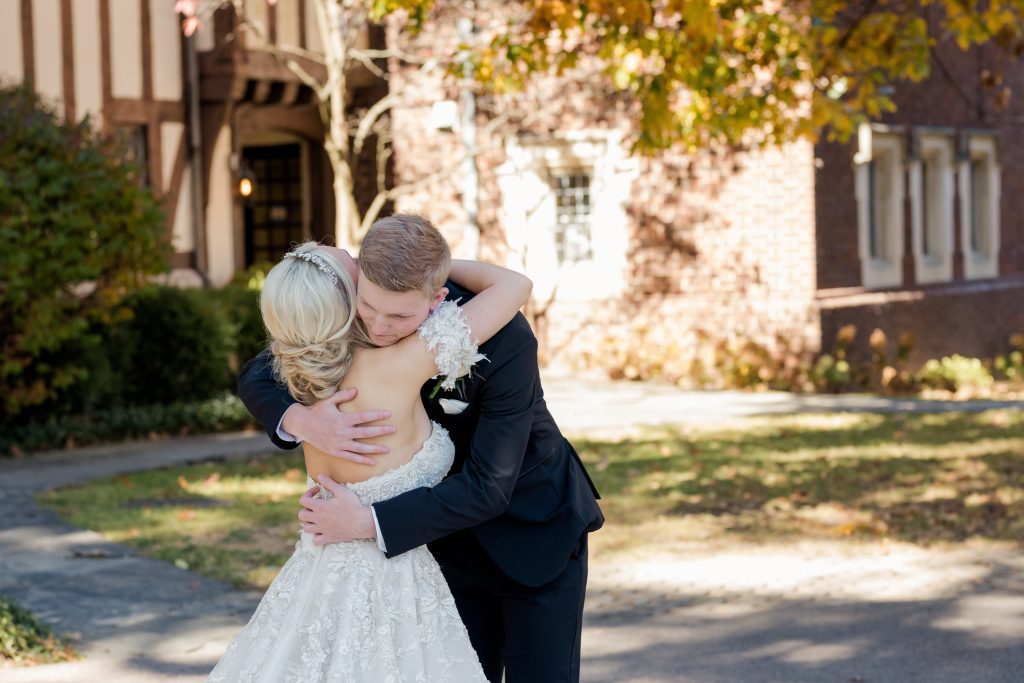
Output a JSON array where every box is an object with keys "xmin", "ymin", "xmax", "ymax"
[
  {"xmin": 4, "ymin": 1, "xmax": 1021, "ymax": 374},
  {"xmin": 813, "ymin": 38, "xmax": 1024, "ymax": 368},
  {"xmin": 388, "ymin": 4, "xmax": 1024, "ymax": 373}
]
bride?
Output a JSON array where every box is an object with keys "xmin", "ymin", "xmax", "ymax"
[{"xmin": 207, "ymin": 238, "xmax": 532, "ymax": 682}]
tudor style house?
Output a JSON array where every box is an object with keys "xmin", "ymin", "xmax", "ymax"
[
  {"xmin": 0, "ymin": 0, "xmax": 372, "ymax": 286},
  {"xmin": 4, "ymin": 1, "xmax": 1022, "ymax": 372}
]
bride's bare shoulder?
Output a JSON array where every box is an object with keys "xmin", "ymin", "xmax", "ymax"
[{"xmin": 350, "ymin": 342, "xmax": 415, "ymax": 378}]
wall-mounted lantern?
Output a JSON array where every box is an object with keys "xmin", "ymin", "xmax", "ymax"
[{"xmin": 239, "ymin": 164, "xmax": 256, "ymax": 198}]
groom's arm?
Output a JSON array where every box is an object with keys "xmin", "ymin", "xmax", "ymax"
[
  {"xmin": 238, "ymin": 349, "xmax": 300, "ymax": 450},
  {"xmin": 238, "ymin": 350, "xmax": 398, "ymax": 459},
  {"xmin": 371, "ymin": 316, "xmax": 538, "ymax": 558}
]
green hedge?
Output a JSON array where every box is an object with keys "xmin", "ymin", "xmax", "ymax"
[
  {"xmin": 217, "ymin": 265, "xmax": 272, "ymax": 374},
  {"xmin": 2, "ymin": 270, "xmax": 271, "ymax": 455},
  {"xmin": 112, "ymin": 285, "xmax": 236, "ymax": 404},
  {"xmin": 1, "ymin": 394, "xmax": 257, "ymax": 455}
]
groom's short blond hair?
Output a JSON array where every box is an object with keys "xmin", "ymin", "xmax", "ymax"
[{"xmin": 359, "ymin": 214, "xmax": 451, "ymax": 297}]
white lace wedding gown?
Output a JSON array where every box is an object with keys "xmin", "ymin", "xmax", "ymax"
[{"xmin": 208, "ymin": 302, "xmax": 487, "ymax": 682}]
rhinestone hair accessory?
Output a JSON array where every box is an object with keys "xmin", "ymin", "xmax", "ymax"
[{"xmin": 284, "ymin": 250, "xmax": 339, "ymax": 285}]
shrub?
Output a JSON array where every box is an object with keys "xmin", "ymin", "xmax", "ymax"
[
  {"xmin": 111, "ymin": 286, "xmax": 235, "ymax": 405},
  {"xmin": 213, "ymin": 264, "xmax": 271, "ymax": 372},
  {"xmin": 993, "ymin": 334, "xmax": 1024, "ymax": 383},
  {"xmin": 2, "ymin": 273, "xmax": 272, "ymax": 453},
  {"xmin": 915, "ymin": 355, "xmax": 994, "ymax": 392},
  {"xmin": 0, "ymin": 594, "xmax": 75, "ymax": 665},
  {"xmin": 571, "ymin": 321, "xmax": 686, "ymax": 384},
  {"xmin": 0, "ymin": 84, "xmax": 169, "ymax": 418},
  {"xmin": 0, "ymin": 393, "xmax": 256, "ymax": 455}
]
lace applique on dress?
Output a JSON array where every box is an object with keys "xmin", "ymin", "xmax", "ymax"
[{"xmin": 417, "ymin": 299, "xmax": 486, "ymax": 391}]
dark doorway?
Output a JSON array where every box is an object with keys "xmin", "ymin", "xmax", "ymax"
[{"xmin": 242, "ymin": 143, "xmax": 306, "ymax": 266}]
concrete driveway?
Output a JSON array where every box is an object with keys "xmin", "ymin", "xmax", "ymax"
[{"xmin": 1, "ymin": 376, "xmax": 1022, "ymax": 682}]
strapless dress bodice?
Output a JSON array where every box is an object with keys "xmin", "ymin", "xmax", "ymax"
[{"xmin": 308, "ymin": 421, "xmax": 453, "ymax": 506}]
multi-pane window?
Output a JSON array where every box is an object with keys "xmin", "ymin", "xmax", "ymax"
[
  {"xmin": 243, "ymin": 144, "xmax": 306, "ymax": 266},
  {"xmin": 921, "ymin": 160, "xmax": 933, "ymax": 256},
  {"xmin": 910, "ymin": 133, "xmax": 954, "ymax": 284},
  {"xmin": 960, "ymin": 134, "xmax": 1000, "ymax": 280},
  {"xmin": 858, "ymin": 125, "xmax": 999, "ymax": 287},
  {"xmin": 856, "ymin": 129, "xmax": 904, "ymax": 288},
  {"xmin": 866, "ymin": 159, "xmax": 883, "ymax": 260},
  {"xmin": 552, "ymin": 171, "xmax": 594, "ymax": 264},
  {"xmin": 969, "ymin": 159, "xmax": 985, "ymax": 253}
]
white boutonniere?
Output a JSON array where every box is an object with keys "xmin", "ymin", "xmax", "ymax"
[
  {"xmin": 429, "ymin": 375, "xmax": 470, "ymax": 414},
  {"xmin": 438, "ymin": 398, "xmax": 470, "ymax": 415}
]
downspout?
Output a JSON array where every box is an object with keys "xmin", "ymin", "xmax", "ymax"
[
  {"xmin": 458, "ymin": 17, "xmax": 479, "ymax": 258},
  {"xmin": 184, "ymin": 31, "xmax": 210, "ymax": 285}
]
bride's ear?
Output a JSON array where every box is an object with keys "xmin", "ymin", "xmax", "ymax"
[{"xmin": 429, "ymin": 287, "xmax": 449, "ymax": 311}]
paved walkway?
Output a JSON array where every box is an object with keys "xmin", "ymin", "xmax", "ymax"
[{"xmin": 1, "ymin": 377, "xmax": 1022, "ymax": 682}]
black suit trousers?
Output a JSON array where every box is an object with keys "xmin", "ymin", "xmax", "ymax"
[{"xmin": 431, "ymin": 530, "xmax": 589, "ymax": 683}]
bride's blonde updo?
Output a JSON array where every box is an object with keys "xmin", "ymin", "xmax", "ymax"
[{"xmin": 260, "ymin": 242, "xmax": 372, "ymax": 405}]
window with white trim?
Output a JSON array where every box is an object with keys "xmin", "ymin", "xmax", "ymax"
[
  {"xmin": 552, "ymin": 171, "xmax": 594, "ymax": 264},
  {"xmin": 496, "ymin": 132, "xmax": 637, "ymax": 301},
  {"xmin": 959, "ymin": 134, "xmax": 1000, "ymax": 280},
  {"xmin": 855, "ymin": 126, "xmax": 905, "ymax": 288},
  {"xmin": 909, "ymin": 133, "xmax": 954, "ymax": 283}
]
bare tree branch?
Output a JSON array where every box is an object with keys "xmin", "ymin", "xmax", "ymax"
[
  {"xmin": 257, "ymin": 40, "xmax": 327, "ymax": 66},
  {"xmin": 228, "ymin": 3, "xmax": 326, "ymax": 92},
  {"xmin": 350, "ymin": 47, "xmax": 434, "ymax": 66},
  {"xmin": 251, "ymin": 41, "xmax": 326, "ymax": 93},
  {"xmin": 357, "ymin": 108, "xmax": 527, "ymax": 236},
  {"xmin": 353, "ymin": 94, "xmax": 399, "ymax": 159},
  {"xmin": 349, "ymin": 50, "xmax": 389, "ymax": 80},
  {"xmin": 376, "ymin": 133, "xmax": 392, "ymax": 195}
]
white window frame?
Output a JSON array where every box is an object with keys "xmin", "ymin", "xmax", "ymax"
[
  {"xmin": 496, "ymin": 132, "xmax": 636, "ymax": 302},
  {"xmin": 958, "ymin": 133, "xmax": 1000, "ymax": 280},
  {"xmin": 550, "ymin": 169, "xmax": 595, "ymax": 265},
  {"xmin": 854, "ymin": 124, "xmax": 905, "ymax": 289},
  {"xmin": 908, "ymin": 131, "xmax": 955, "ymax": 284}
]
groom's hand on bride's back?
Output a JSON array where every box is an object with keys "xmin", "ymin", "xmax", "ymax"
[{"xmin": 281, "ymin": 387, "xmax": 396, "ymax": 465}]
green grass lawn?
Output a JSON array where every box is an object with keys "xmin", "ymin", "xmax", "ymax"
[{"xmin": 38, "ymin": 410, "xmax": 1024, "ymax": 591}]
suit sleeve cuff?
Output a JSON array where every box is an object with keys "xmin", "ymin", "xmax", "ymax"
[
  {"xmin": 370, "ymin": 505, "xmax": 387, "ymax": 553},
  {"xmin": 276, "ymin": 409, "xmax": 299, "ymax": 443}
]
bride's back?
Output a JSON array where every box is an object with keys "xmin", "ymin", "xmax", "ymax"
[{"xmin": 302, "ymin": 343, "xmax": 434, "ymax": 486}]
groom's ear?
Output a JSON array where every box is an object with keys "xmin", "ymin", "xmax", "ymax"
[{"xmin": 429, "ymin": 287, "xmax": 449, "ymax": 311}]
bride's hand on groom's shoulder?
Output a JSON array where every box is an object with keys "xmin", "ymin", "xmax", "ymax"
[
  {"xmin": 298, "ymin": 475, "xmax": 377, "ymax": 546},
  {"xmin": 283, "ymin": 388, "xmax": 397, "ymax": 465}
]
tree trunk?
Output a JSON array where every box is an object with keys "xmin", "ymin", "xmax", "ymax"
[{"xmin": 318, "ymin": 0, "xmax": 361, "ymax": 248}]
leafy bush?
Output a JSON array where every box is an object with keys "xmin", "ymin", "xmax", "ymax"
[
  {"xmin": 2, "ymin": 275, "xmax": 272, "ymax": 454},
  {"xmin": 580, "ymin": 321, "xmax": 931, "ymax": 395},
  {"xmin": 915, "ymin": 355, "xmax": 994, "ymax": 392},
  {"xmin": 0, "ymin": 393, "xmax": 256, "ymax": 455},
  {"xmin": 110, "ymin": 285, "xmax": 235, "ymax": 404},
  {"xmin": 213, "ymin": 265, "xmax": 271, "ymax": 372},
  {"xmin": 0, "ymin": 84, "xmax": 169, "ymax": 417},
  {"xmin": 0, "ymin": 594, "xmax": 75, "ymax": 665},
  {"xmin": 993, "ymin": 334, "xmax": 1024, "ymax": 383}
]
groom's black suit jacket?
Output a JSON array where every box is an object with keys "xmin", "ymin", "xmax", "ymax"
[{"xmin": 237, "ymin": 283, "xmax": 604, "ymax": 587}]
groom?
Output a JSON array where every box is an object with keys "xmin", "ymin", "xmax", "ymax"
[{"xmin": 237, "ymin": 214, "xmax": 604, "ymax": 683}]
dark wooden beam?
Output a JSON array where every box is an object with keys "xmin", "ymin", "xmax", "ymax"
[
  {"xmin": 20, "ymin": 0, "xmax": 34, "ymax": 84},
  {"xmin": 60, "ymin": 0, "xmax": 75, "ymax": 121}
]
